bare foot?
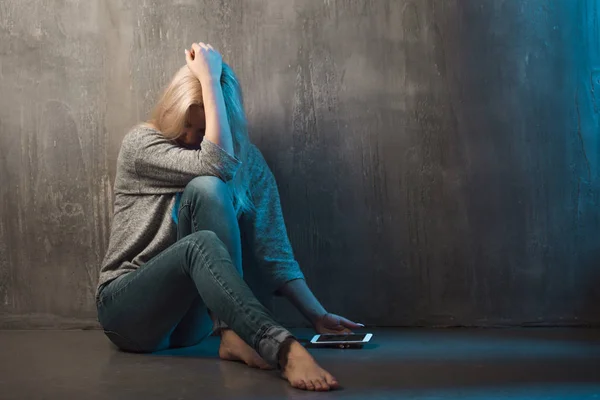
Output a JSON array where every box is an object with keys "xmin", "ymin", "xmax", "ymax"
[
  {"xmin": 280, "ymin": 339, "xmax": 340, "ymax": 391},
  {"xmin": 218, "ymin": 329, "xmax": 273, "ymax": 370}
]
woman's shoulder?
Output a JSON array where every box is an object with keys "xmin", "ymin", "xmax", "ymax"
[
  {"xmin": 120, "ymin": 123, "xmax": 163, "ymax": 148},
  {"xmin": 126, "ymin": 123, "xmax": 160, "ymax": 139}
]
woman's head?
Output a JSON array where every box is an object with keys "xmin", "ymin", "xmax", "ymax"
[
  {"xmin": 148, "ymin": 63, "xmax": 253, "ymax": 214},
  {"xmin": 149, "ymin": 66, "xmax": 203, "ymax": 145}
]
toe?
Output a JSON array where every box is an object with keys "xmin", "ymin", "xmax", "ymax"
[
  {"xmin": 295, "ymin": 380, "xmax": 307, "ymax": 390},
  {"xmin": 253, "ymin": 354, "xmax": 272, "ymax": 370},
  {"xmin": 305, "ymin": 380, "xmax": 316, "ymax": 391},
  {"xmin": 259, "ymin": 361, "xmax": 273, "ymax": 370},
  {"xmin": 250, "ymin": 356, "xmax": 262, "ymax": 367},
  {"xmin": 314, "ymin": 379, "xmax": 328, "ymax": 391},
  {"xmin": 324, "ymin": 373, "xmax": 339, "ymax": 389}
]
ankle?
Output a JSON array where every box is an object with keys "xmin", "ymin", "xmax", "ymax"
[
  {"xmin": 219, "ymin": 328, "xmax": 232, "ymax": 338},
  {"xmin": 277, "ymin": 337, "xmax": 297, "ymax": 369}
]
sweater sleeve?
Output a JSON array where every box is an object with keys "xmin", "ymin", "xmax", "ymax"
[
  {"xmin": 128, "ymin": 126, "xmax": 241, "ymax": 194},
  {"xmin": 241, "ymin": 146, "xmax": 305, "ymax": 295}
]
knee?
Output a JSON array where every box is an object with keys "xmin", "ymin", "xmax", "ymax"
[
  {"xmin": 181, "ymin": 231, "xmax": 232, "ymax": 270},
  {"xmin": 183, "ymin": 176, "xmax": 230, "ymax": 205},
  {"xmin": 185, "ymin": 230, "xmax": 224, "ymax": 251}
]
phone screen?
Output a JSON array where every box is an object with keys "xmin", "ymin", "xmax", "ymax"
[{"xmin": 315, "ymin": 334, "xmax": 367, "ymax": 342}]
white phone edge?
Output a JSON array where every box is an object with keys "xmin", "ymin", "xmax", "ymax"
[{"xmin": 310, "ymin": 333, "xmax": 373, "ymax": 344}]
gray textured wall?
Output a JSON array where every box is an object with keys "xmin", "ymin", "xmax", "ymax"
[{"xmin": 1, "ymin": 0, "xmax": 599, "ymax": 329}]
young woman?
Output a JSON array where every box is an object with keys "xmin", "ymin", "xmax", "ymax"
[{"xmin": 95, "ymin": 42, "xmax": 362, "ymax": 391}]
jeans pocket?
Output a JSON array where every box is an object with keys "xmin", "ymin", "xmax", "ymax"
[{"xmin": 103, "ymin": 330, "xmax": 144, "ymax": 353}]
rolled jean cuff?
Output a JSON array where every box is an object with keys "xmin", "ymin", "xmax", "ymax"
[
  {"xmin": 211, "ymin": 314, "xmax": 229, "ymax": 334},
  {"xmin": 257, "ymin": 325, "xmax": 295, "ymax": 368}
]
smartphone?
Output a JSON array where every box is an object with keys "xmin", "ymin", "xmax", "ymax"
[{"xmin": 310, "ymin": 333, "xmax": 373, "ymax": 347}]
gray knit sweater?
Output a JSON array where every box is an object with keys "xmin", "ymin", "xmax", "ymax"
[{"xmin": 96, "ymin": 125, "xmax": 304, "ymax": 296}]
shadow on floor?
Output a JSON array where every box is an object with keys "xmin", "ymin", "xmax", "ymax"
[{"xmin": 1, "ymin": 328, "xmax": 599, "ymax": 399}]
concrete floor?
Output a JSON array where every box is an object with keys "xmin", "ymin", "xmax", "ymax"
[{"xmin": 1, "ymin": 328, "xmax": 599, "ymax": 399}]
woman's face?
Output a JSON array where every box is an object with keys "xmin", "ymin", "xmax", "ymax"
[{"xmin": 178, "ymin": 104, "xmax": 205, "ymax": 149}]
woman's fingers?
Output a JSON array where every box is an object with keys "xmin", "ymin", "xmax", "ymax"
[
  {"xmin": 340, "ymin": 316, "xmax": 364, "ymax": 329},
  {"xmin": 333, "ymin": 323, "xmax": 352, "ymax": 333},
  {"xmin": 188, "ymin": 42, "xmax": 215, "ymax": 59},
  {"xmin": 191, "ymin": 42, "xmax": 201, "ymax": 56}
]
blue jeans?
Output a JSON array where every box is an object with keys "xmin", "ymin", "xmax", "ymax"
[{"xmin": 96, "ymin": 176, "xmax": 293, "ymax": 367}]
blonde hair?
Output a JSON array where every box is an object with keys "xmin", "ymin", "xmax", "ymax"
[{"xmin": 148, "ymin": 64, "xmax": 253, "ymax": 215}]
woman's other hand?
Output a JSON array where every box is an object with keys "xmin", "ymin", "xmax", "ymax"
[
  {"xmin": 313, "ymin": 312, "xmax": 364, "ymax": 335},
  {"xmin": 185, "ymin": 42, "xmax": 223, "ymax": 83}
]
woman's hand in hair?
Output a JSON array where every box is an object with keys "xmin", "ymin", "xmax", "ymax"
[{"xmin": 185, "ymin": 42, "xmax": 223, "ymax": 83}]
